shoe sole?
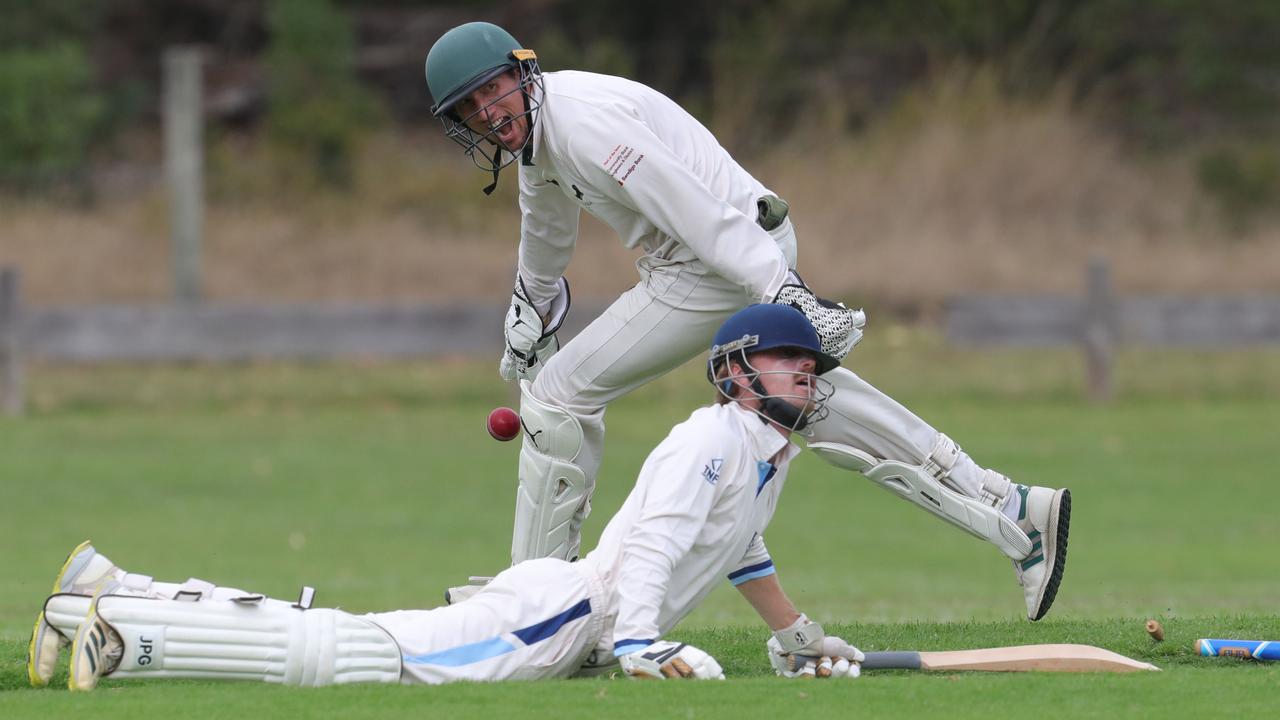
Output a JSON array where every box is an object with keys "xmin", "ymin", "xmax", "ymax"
[
  {"xmin": 1031, "ymin": 489, "xmax": 1071, "ymax": 621},
  {"xmin": 28, "ymin": 540, "xmax": 94, "ymax": 687},
  {"xmin": 54, "ymin": 540, "xmax": 95, "ymax": 594},
  {"xmin": 27, "ymin": 612, "xmax": 50, "ymax": 688}
]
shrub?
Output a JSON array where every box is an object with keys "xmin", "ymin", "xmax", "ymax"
[
  {"xmin": 264, "ymin": 0, "xmax": 383, "ymax": 189},
  {"xmin": 0, "ymin": 43, "xmax": 104, "ymax": 189}
]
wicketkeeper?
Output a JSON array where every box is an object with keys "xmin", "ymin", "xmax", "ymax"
[
  {"xmin": 424, "ymin": 22, "xmax": 1070, "ymax": 620},
  {"xmin": 31, "ymin": 305, "xmax": 865, "ymax": 689}
]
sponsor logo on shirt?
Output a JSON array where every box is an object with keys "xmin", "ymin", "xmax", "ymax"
[
  {"xmin": 603, "ymin": 144, "xmax": 645, "ymax": 186},
  {"xmin": 702, "ymin": 458, "xmax": 723, "ymax": 486}
]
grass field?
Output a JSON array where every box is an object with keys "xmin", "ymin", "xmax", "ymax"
[{"xmin": 2, "ymin": 334, "xmax": 1278, "ymax": 716}]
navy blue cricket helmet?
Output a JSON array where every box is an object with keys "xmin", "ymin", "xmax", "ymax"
[
  {"xmin": 707, "ymin": 304, "xmax": 839, "ymax": 378},
  {"xmin": 706, "ymin": 304, "xmax": 839, "ymax": 432}
]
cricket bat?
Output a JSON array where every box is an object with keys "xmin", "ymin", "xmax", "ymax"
[
  {"xmin": 860, "ymin": 644, "xmax": 1159, "ymax": 673},
  {"xmin": 1196, "ymin": 639, "xmax": 1280, "ymax": 661}
]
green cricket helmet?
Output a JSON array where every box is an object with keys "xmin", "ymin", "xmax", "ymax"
[{"xmin": 425, "ymin": 22, "xmax": 544, "ymax": 194}]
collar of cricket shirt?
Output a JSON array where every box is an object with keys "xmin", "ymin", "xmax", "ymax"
[{"xmin": 728, "ymin": 403, "xmax": 798, "ymax": 465}]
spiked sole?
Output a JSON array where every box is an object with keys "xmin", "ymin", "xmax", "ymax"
[{"xmin": 1030, "ymin": 489, "xmax": 1071, "ymax": 621}]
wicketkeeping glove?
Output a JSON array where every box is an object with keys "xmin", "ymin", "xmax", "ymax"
[
  {"xmin": 617, "ymin": 641, "xmax": 725, "ymax": 680},
  {"xmin": 499, "ymin": 276, "xmax": 570, "ymax": 382},
  {"xmin": 766, "ymin": 614, "xmax": 864, "ymax": 679},
  {"xmin": 771, "ymin": 272, "xmax": 865, "ymax": 360}
]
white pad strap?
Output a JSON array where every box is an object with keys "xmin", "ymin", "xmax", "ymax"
[
  {"xmin": 121, "ymin": 573, "xmax": 154, "ymax": 592},
  {"xmin": 810, "ymin": 441, "xmax": 1033, "ymax": 560},
  {"xmin": 175, "ymin": 578, "xmax": 216, "ymax": 601},
  {"xmin": 95, "ymin": 595, "xmax": 402, "ymax": 686},
  {"xmin": 512, "ymin": 381, "xmax": 591, "ymax": 564}
]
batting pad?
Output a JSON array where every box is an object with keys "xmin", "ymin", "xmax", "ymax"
[
  {"xmin": 43, "ymin": 593, "xmax": 94, "ymax": 640},
  {"xmin": 93, "ymin": 595, "xmax": 402, "ymax": 686},
  {"xmin": 512, "ymin": 381, "xmax": 591, "ymax": 563},
  {"xmin": 810, "ymin": 441, "xmax": 1033, "ymax": 560}
]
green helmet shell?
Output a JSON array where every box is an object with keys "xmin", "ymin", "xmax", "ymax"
[{"xmin": 426, "ymin": 22, "xmax": 526, "ymax": 117}]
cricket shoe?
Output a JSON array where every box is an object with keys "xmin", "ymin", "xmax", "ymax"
[
  {"xmin": 1012, "ymin": 486, "xmax": 1071, "ymax": 621},
  {"xmin": 444, "ymin": 576, "xmax": 493, "ymax": 605},
  {"xmin": 68, "ymin": 595, "xmax": 124, "ymax": 692},
  {"xmin": 27, "ymin": 541, "xmax": 147, "ymax": 687}
]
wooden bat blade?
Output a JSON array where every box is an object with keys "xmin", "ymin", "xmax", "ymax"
[{"xmin": 862, "ymin": 644, "xmax": 1158, "ymax": 673}]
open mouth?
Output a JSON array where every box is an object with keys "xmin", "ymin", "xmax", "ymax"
[{"xmin": 491, "ymin": 115, "xmax": 519, "ymax": 148}]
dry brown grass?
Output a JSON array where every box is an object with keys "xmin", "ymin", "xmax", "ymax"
[{"xmin": 3, "ymin": 72, "xmax": 1277, "ymax": 310}]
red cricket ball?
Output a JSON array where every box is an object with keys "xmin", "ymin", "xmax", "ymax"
[{"xmin": 487, "ymin": 407, "xmax": 521, "ymax": 441}]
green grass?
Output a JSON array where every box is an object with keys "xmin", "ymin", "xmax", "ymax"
[{"xmin": 2, "ymin": 335, "xmax": 1278, "ymax": 716}]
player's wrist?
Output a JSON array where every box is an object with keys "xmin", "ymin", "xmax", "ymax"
[{"xmin": 773, "ymin": 613, "xmax": 824, "ymax": 654}]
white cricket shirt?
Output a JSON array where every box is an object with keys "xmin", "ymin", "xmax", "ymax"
[
  {"xmin": 578, "ymin": 402, "xmax": 799, "ymax": 655},
  {"xmin": 515, "ymin": 70, "xmax": 792, "ymax": 310}
]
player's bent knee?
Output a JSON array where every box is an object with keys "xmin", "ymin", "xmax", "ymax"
[{"xmin": 519, "ymin": 380, "xmax": 584, "ymax": 461}]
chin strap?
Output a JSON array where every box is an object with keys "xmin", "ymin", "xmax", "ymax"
[
  {"xmin": 478, "ymin": 141, "xmax": 502, "ymax": 195},
  {"xmin": 749, "ymin": 377, "xmax": 808, "ymax": 431}
]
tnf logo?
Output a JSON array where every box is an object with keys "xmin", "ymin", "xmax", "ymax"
[
  {"xmin": 702, "ymin": 459, "xmax": 723, "ymax": 486},
  {"xmin": 137, "ymin": 635, "xmax": 155, "ymax": 666}
]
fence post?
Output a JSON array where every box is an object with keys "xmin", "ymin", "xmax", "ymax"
[
  {"xmin": 0, "ymin": 267, "xmax": 24, "ymax": 417},
  {"xmin": 1082, "ymin": 256, "xmax": 1116, "ymax": 403},
  {"xmin": 164, "ymin": 47, "xmax": 205, "ymax": 304}
]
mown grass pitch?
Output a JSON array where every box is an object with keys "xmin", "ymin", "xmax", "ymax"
[{"xmin": 2, "ymin": 336, "xmax": 1278, "ymax": 716}]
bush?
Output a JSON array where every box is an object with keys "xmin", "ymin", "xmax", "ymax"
[
  {"xmin": 0, "ymin": 43, "xmax": 104, "ymax": 189},
  {"xmin": 1197, "ymin": 144, "xmax": 1280, "ymax": 233},
  {"xmin": 265, "ymin": 0, "xmax": 383, "ymax": 189}
]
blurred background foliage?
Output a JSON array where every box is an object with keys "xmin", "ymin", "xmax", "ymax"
[{"xmin": 2, "ymin": 0, "xmax": 1279, "ymax": 224}]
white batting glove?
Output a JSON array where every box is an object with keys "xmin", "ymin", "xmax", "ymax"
[
  {"xmin": 499, "ymin": 276, "xmax": 570, "ymax": 382},
  {"xmin": 498, "ymin": 336, "xmax": 558, "ymax": 381},
  {"xmin": 617, "ymin": 641, "xmax": 725, "ymax": 680},
  {"xmin": 766, "ymin": 615, "xmax": 864, "ymax": 679},
  {"xmin": 771, "ymin": 272, "xmax": 865, "ymax": 360}
]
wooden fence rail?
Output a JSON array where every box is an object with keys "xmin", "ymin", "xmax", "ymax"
[
  {"xmin": 946, "ymin": 257, "xmax": 1280, "ymax": 401},
  {"xmin": 0, "ymin": 265, "xmax": 612, "ymax": 416},
  {"xmin": 4, "ymin": 261, "xmax": 1279, "ymax": 415}
]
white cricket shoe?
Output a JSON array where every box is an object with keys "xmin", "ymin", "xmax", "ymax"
[
  {"xmin": 68, "ymin": 596, "xmax": 123, "ymax": 692},
  {"xmin": 1012, "ymin": 486, "xmax": 1071, "ymax": 621},
  {"xmin": 27, "ymin": 540, "xmax": 127, "ymax": 687}
]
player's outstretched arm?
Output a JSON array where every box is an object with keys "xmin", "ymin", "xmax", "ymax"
[{"xmin": 736, "ymin": 574, "xmax": 864, "ymax": 679}]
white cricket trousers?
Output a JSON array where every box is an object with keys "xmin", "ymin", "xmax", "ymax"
[
  {"xmin": 527, "ymin": 219, "xmax": 997, "ymax": 508},
  {"xmin": 369, "ymin": 559, "xmax": 607, "ymax": 684}
]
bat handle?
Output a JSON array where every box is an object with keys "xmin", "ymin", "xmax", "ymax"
[
  {"xmin": 1197, "ymin": 639, "xmax": 1280, "ymax": 660},
  {"xmin": 860, "ymin": 651, "xmax": 923, "ymax": 670}
]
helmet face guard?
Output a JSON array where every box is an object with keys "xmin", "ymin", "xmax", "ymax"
[
  {"xmin": 436, "ymin": 53, "xmax": 544, "ymax": 176},
  {"xmin": 708, "ymin": 335, "xmax": 835, "ymax": 435},
  {"xmin": 705, "ymin": 304, "xmax": 840, "ymax": 434},
  {"xmin": 426, "ymin": 23, "xmax": 544, "ymax": 194}
]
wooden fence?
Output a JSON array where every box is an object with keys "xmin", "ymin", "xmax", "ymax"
[
  {"xmin": 5, "ymin": 260, "xmax": 1280, "ymax": 415},
  {"xmin": 947, "ymin": 257, "xmax": 1280, "ymax": 401},
  {"xmin": 0, "ymin": 266, "xmax": 617, "ymax": 417}
]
